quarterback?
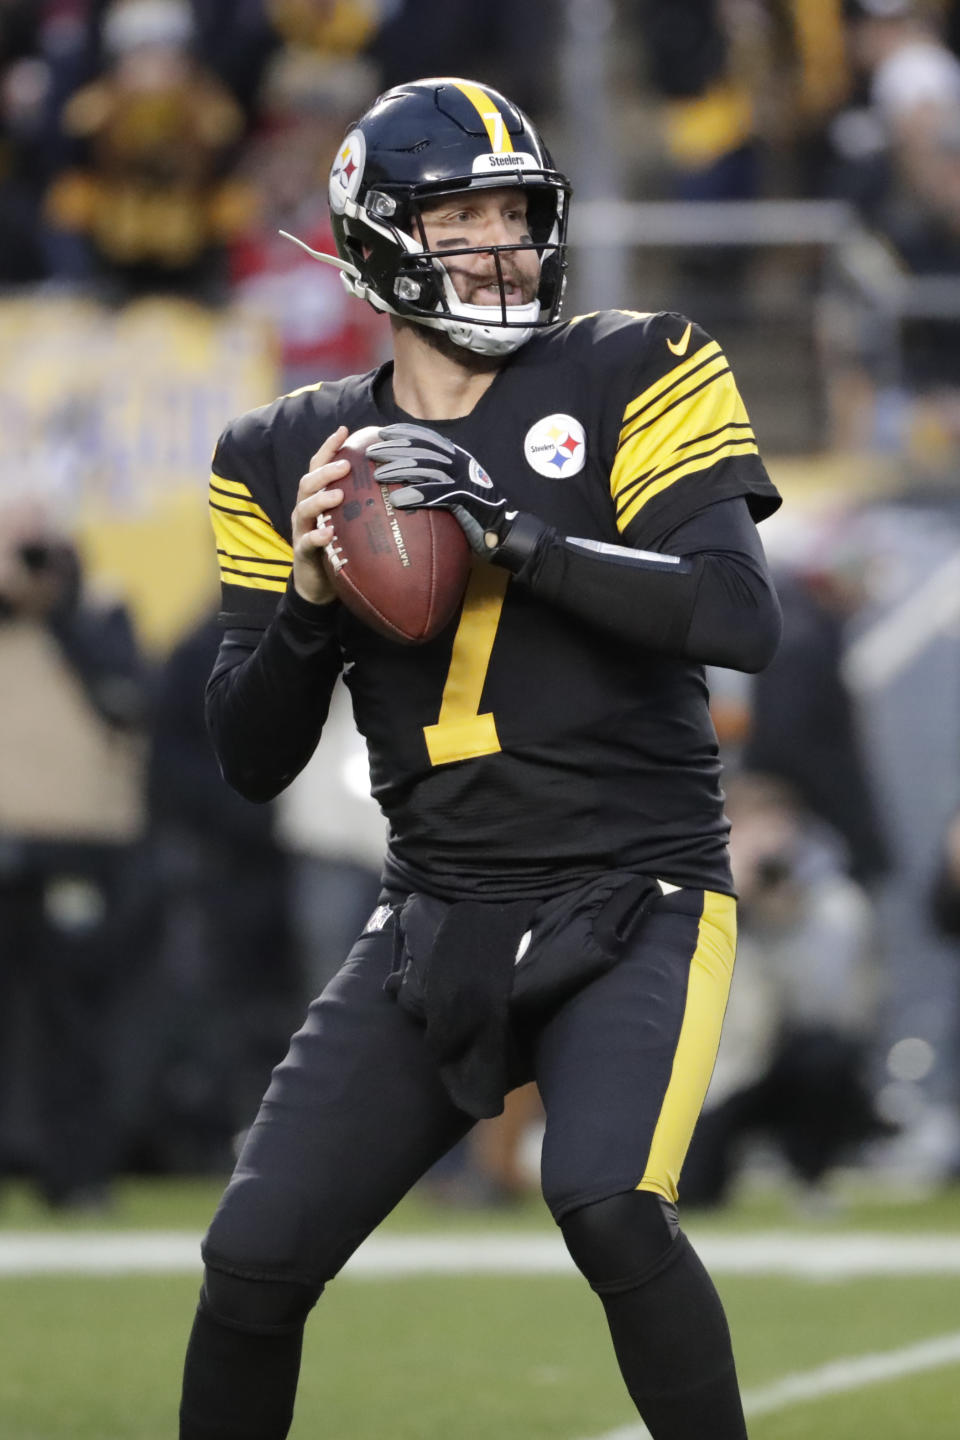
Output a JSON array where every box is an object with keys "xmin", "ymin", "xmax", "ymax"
[{"xmin": 180, "ymin": 77, "xmax": 782, "ymax": 1440}]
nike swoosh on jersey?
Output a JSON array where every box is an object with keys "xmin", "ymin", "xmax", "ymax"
[{"xmin": 667, "ymin": 321, "xmax": 693, "ymax": 356}]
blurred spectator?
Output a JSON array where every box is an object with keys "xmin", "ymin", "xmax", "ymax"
[
  {"xmin": 0, "ymin": 0, "xmax": 37, "ymax": 63},
  {"xmin": 683, "ymin": 774, "xmax": 892, "ymax": 1206},
  {"xmin": 0, "ymin": 0, "xmax": 92, "ymax": 283},
  {"xmin": 931, "ymin": 800, "xmax": 960, "ymax": 1173},
  {"xmin": 778, "ymin": 0, "xmax": 856, "ymax": 195},
  {"xmin": 265, "ymin": 0, "xmax": 381, "ymax": 59},
  {"xmin": 273, "ymin": 680, "xmax": 384, "ymax": 1003},
  {"xmin": 0, "ymin": 51, "xmax": 53, "ymax": 281},
  {"xmin": 0, "ymin": 496, "xmax": 149, "ymax": 1208},
  {"xmin": 625, "ymin": 1, "xmax": 857, "ymax": 204},
  {"xmin": 828, "ymin": 1, "xmax": 960, "ymax": 264},
  {"xmin": 44, "ymin": 0, "xmax": 252, "ymax": 299},
  {"xmin": 190, "ymin": 0, "xmax": 280, "ymax": 123},
  {"xmin": 846, "ymin": 0, "xmax": 960, "ymax": 147},
  {"xmin": 367, "ymin": 0, "xmax": 557, "ymax": 119},
  {"xmin": 228, "ymin": 45, "xmax": 386, "ymax": 388},
  {"xmin": 140, "ymin": 608, "xmax": 299, "ymax": 1171},
  {"xmin": 742, "ymin": 562, "xmax": 891, "ymax": 887},
  {"xmin": 931, "ymin": 803, "xmax": 960, "ymax": 937},
  {"xmin": 425, "ymin": 1082, "xmax": 545, "ymax": 1209},
  {"xmin": 635, "ymin": 0, "xmax": 760, "ymax": 201}
]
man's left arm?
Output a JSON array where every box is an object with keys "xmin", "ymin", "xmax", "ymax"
[
  {"xmin": 369, "ymin": 425, "xmax": 781, "ymax": 674},
  {"xmin": 496, "ymin": 496, "xmax": 782, "ymax": 673}
]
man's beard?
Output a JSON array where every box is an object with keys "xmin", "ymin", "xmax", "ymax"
[
  {"xmin": 392, "ymin": 316, "xmax": 504, "ymax": 372},
  {"xmin": 392, "ymin": 259, "xmax": 538, "ymax": 369}
]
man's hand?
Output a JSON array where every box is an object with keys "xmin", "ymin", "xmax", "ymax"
[
  {"xmin": 367, "ymin": 423, "xmax": 516, "ymax": 557},
  {"xmin": 291, "ymin": 425, "xmax": 352, "ymax": 604}
]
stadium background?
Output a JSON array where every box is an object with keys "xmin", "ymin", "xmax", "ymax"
[{"xmin": 2, "ymin": 3, "xmax": 960, "ymax": 1436}]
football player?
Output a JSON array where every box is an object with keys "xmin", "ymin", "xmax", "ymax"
[{"xmin": 180, "ymin": 77, "xmax": 783, "ymax": 1440}]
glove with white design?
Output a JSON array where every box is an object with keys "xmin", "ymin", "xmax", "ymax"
[{"xmin": 367, "ymin": 423, "xmax": 536, "ymax": 563}]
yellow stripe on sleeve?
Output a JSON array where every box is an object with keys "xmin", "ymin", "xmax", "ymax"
[
  {"xmin": 210, "ymin": 488, "xmax": 293, "ymax": 593},
  {"xmin": 451, "ymin": 79, "xmax": 514, "ymax": 153},
  {"xmin": 209, "ymin": 474, "xmax": 276, "ymax": 531},
  {"xmin": 283, "ymin": 380, "xmax": 324, "ymax": 399},
  {"xmin": 611, "ymin": 358, "xmax": 757, "ymax": 534},
  {"xmin": 637, "ymin": 891, "xmax": 738, "ymax": 1205},
  {"xmin": 209, "ymin": 473, "xmax": 253, "ymax": 498},
  {"xmin": 620, "ymin": 341, "xmax": 722, "ymax": 433},
  {"xmin": 614, "ymin": 360, "xmax": 741, "ymax": 498},
  {"xmin": 617, "ymin": 436, "xmax": 758, "ymax": 531}
]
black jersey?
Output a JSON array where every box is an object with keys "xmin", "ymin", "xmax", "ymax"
[{"xmin": 208, "ymin": 310, "xmax": 781, "ymax": 899}]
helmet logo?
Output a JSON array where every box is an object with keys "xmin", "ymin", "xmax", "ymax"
[
  {"xmin": 329, "ymin": 129, "xmax": 366, "ymax": 215},
  {"xmin": 523, "ymin": 415, "xmax": 586, "ymax": 478}
]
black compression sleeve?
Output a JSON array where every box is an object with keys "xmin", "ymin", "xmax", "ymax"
[
  {"xmin": 496, "ymin": 497, "xmax": 781, "ymax": 672},
  {"xmin": 205, "ymin": 583, "xmax": 343, "ymax": 802}
]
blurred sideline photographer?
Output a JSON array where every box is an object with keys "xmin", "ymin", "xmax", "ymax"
[
  {"xmin": 683, "ymin": 773, "xmax": 892, "ymax": 1208},
  {"xmin": 0, "ymin": 498, "xmax": 149, "ymax": 1209},
  {"xmin": 141, "ymin": 608, "xmax": 298, "ymax": 1174},
  {"xmin": 932, "ymin": 805, "xmax": 960, "ymax": 940},
  {"xmin": 273, "ymin": 680, "xmax": 385, "ymax": 1003},
  {"xmin": 931, "ymin": 804, "xmax": 960, "ymax": 1177}
]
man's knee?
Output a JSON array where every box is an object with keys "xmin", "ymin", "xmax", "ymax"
[
  {"xmin": 560, "ymin": 1189, "xmax": 683, "ymax": 1295},
  {"xmin": 200, "ymin": 1266, "xmax": 322, "ymax": 1335}
]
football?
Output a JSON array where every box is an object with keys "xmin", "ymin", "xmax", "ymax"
[{"xmin": 321, "ymin": 426, "xmax": 471, "ymax": 644}]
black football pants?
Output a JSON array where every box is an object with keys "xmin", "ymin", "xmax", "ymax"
[{"xmin": 180, "ymin": 886, "xmax": 745, "ymax": 1438}]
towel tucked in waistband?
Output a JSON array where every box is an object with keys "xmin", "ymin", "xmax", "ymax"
[{"xmin": 384, "ymin": 872, "xmax": 661, "ymax": 1119}]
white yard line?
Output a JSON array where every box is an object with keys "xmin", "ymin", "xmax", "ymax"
[
  {"xmin": 3, "ymin": 1229, "xmax": 960, "ymax": 1278},
  {"xmin": 2, "ymin": 1231, "xmax": 958, "ymax": 1434},
  {"xmin": 576, "ymin": 1329, "xmax": 960, "ymax": 1440}
]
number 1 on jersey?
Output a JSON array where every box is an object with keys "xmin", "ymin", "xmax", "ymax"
[{"xmin": 423, "ymin": 565, "xmax": 508, "ymax": 766}]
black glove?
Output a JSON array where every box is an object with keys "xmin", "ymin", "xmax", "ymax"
[{"xmin": 367, "ymin": 423, "xmax": 519, "ymax": 558}]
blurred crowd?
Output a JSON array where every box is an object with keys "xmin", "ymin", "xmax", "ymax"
[
  {"xmin": 0, "ymin": 0, "xmax": 556, "ymax": 381},
  {"xmin": 0, "ymin": 497, "xmax": 388, "ymax": 1207},
  {"xmin": 7, "ymin": 2, "xmax": 960, "ymax": 404},
  {"xmin": 3, "ymin": 0, "xmax": 960, "ymax": 1212}
]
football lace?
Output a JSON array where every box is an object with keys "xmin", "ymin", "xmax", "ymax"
[{"xmin": 317, "ymin": 513, "xmax": 348, "ymax": 573}]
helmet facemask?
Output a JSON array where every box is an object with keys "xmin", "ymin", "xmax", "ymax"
[{"xmin": 339, "ymin": 175, "xmax": 569, "ymax": 357}]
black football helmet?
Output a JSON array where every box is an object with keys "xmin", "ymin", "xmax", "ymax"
[{"xmin": 283, "ymin": 77, "xmax": 571, "ymax": 357}]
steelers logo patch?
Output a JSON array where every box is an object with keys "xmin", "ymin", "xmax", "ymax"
[
  {"xmin": 523, "ymin": 414, "xmax": 587, "ymax": 478},
  {"xmin": 329, "ymin": 129, "xmax": 366, "ymax": 215}
]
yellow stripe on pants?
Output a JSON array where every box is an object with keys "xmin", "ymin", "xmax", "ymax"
[{"xmin": 637, "ymin": 891, "xmax": 737, "ymax": 1204}]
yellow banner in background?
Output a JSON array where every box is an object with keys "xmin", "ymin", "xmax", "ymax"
[{"xmin": 0, "ymin": 294, "xmax": 278, "ymax": 652}]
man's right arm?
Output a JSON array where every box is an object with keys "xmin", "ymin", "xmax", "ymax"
[
  {"xmin": 207, "ymin": 421, "xmax": 352, "ymax": 802},
  {"xmin": 206, "ymin": 587, "xmax": 343, "ymax": 803}
]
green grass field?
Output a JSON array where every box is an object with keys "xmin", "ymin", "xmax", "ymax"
[{"xmin": 2, "ymin": 1175, "xmax": 959, "ymax": 1438}]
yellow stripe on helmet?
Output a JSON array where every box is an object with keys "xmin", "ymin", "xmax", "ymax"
[{"xmin": 450, "ymin": 79, "xmax": 514, "ymax": 154}]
